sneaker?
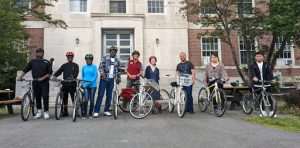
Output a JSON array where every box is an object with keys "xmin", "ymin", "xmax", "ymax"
[
  {"xmin": 103, "ymin": 112, "xmax": 112, "ymax": 116},
  {"xmin": 81, "ymin": 116, "xmax": 87, "ymax": 120},
  {"xmin": 260, "ymin": 111, "xmax": 267, "ymax": 117},
  {"xmin": 93, "ymin": 113, "xmax": 99, "ymax": 118},
  {"xmin": 34, "ymin": 110, "xmax": 42, "ymax": 119},
  {"xmin": 89, "ymin": 116, "xmax": 93, "ymax": 119},
  {"xmin": 44, "ymin": 112, "xmax": 50, "ymax": 120}
]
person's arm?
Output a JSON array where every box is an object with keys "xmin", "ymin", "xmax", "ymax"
[
  {"xmin": 220, "ymin": 64, "xmax": 229, "ymax": 81},
  {"xmin": 125, "ymin": 61, "xmax": 132, "ymax": 78},
  {"xmin": 73, "ymin": 64, "xmax": 79, "ymax": 79},
  {"xmin": 18, "ymin": 61, "xmax": 32, "ymax": 80},
  {"xmin": 138, "ymin": 64, "xmax": 144, "ymax": 77},
  {"xmin": 92, "ymin": 65, "xmax": 98, "ymax": 83},
  {"xmin": 190, "ymin": 62, "xmax": 195, "ymax": 85},
  {"xmin": 38, "ymin": 61, "xmax": 52, "ymax": 81},
  {"xmin": 176, "ymin": 64, "xmax": 180, "ymax": 76},
  {"xmin": 53, "ymin": 65, "xmax": 64, "ymax": 78},
  {"xmin": 249, "ymin": 64, "xmax": 258, "ymax": 82},
  {"xmin": 99, "ymin": 57, "xmax": 106, "ymax": 78}
]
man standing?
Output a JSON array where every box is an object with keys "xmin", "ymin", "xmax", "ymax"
[
  {"xmin": 126, "ymin": 50, "xmax": 143, "ymax": 91},
  {"xmin": 250, "ymin": 51, "xmax": 275, "ymax": 117},
  {"xmin": 176, "ymin": 52, "xmax": 196, "ymax": 114},
  {"xmin": 18, "ymin": 48, "xmax": 53, "ymax": 119},
  {"xmin": 52, "ymin": 51, "xmax": 79, "ymax": 117},
  {"xmin": 94, "ymin": 46, "xmax": 121, "ymax": 117}
]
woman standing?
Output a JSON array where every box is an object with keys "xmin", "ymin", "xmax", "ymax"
[
  {"xmin": 144, "ymin": 56, "xmax": 161, "ymax": 113},
  {"xmin": 82, "ymin": 54, "xmax": 98, "ymax": 119}
]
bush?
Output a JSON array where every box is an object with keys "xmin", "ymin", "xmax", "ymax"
[{"xmin": 283, "ymin": 90, "xmax": 300, "ymax": 109}]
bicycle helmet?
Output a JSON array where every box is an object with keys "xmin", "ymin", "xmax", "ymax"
[
  {"xmin": 149, "ymin": 56, "xmax": 157, "ymax": 62},
  {"xmin": 109, "ymin": 46, "xmax": 118, "ymax": 52},
  {"xmin": 132, "ymin": 50, "xmax": 140, "ymax": 56},
  {"xmin": 66, "ymin": 51, "xmax": 74, "ymax": 57},
  {"xmin": 85, "ymin": 54, "xmax": 93, "ymax": 60}
]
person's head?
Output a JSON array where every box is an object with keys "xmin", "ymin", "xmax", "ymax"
[
  {"xmin": 179, "ymin": 52, "xmax": 186, "ymax": 62},
  {"xmin": 66, "ymin": 51, "xmax": 74, "ymax": 62},
  {"xmin": 132, "ymin": 50, "xmax": 140, "ymax": 60},
  {"xmin": 149, "ymin": 56, "xmax": 157, "ymax": 65},
  {"xmin": 210, "ymin": 52, "xmax": 219, "ymax": 63},
  {"xmin": 85, "ymin": 54, "xmax": 93, "ymax": 65},
  {"xmin": 255, "ymin": 51, "xmax": 264, "ymax": 62},
  {"xmin": 36, "ymin": 48, "xmax": 44, "ymax": 59},
  {"xmin": 109, "ymin": 46, "xmax": 118, "ymax": 58}
]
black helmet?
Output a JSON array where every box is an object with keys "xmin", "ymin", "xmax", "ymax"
[
  {"xmin": 132, "ymin": 50, "xmax": 140, "ymax": 56},
  {"xmin": 85, "ymin": 54, "xmax": 93, "ymax": 60},
  {"xmin": 36, "ymin": 48, "xmax": 44, "ymax": 53},
  {"xmin": 109, "ymin": 46, "xmax": 118, "ymax": 52}
]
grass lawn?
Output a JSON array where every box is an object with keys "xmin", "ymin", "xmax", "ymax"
[
  {"xmin": 0, "ymin": 107, "xmax": 20, "ymax": 119},
  {"xmin": 245, "ymin": 116, "xmax": 300, "ymax": 133}
]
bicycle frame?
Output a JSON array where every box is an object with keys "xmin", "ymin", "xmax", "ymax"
[
  {"xmin": 205, "ymin": 80, "xmax": 223, "ymax": 104},
  {"xmin": 252, "ymin": 82, "xmax": 272, "ymax": 107}
]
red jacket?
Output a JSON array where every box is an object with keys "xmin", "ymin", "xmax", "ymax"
[{"xmin": 127, "ymin": 59, "xmax": 142, "ymax": 79}]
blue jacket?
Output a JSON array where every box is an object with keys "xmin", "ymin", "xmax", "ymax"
[{"xmin": 82, "ymin": 64, "xmax": 98, "ymax": 88}]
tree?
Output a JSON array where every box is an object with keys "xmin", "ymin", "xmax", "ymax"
[
  {"xmin": 0, "ymin": 0, "xmax": 67, "ymax": 89},
  {"xmin": 180, "ymin": 0, "xmax": 300, "ymax": 86}
]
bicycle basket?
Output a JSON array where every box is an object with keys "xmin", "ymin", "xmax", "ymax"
[
  {"xmin": 120, "ymin": 88, "xmax": 136, "ymax": 100},
  {"xmin": 176, "ymin": 75, "xmax": 192, "ymax": 86}
]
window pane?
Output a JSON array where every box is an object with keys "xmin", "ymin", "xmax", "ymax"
[
  {"xmin": 148, "ymin": 0, "xmax": 164, "ymax": 13},
  {"xmin": 120, "ymin": 48, "xmax": 130, "ymax": 54},
  {"xmin": 120, "ymin": 55, "xmax": 130, "ymax": 61},
  {"xmin": 120, "ymin": 41, "xmax": 130, "ymax": 46},
  {"xmin": 106, "ymin": 41, "xmax": 117, "ymax": 46},
  {"xmin": 120, "ymin": 34, "xmax": 130, "ymax": 39},
  {"xmin": 106, "ymin": 34, "xmax": 117, "ymax": 39},
  {"xmin": 70, "ymin": 0, "xmax": 87, "ymax": 12},
  {"xmin": 110, "ymin": 1, "xmax": 126, "ymax": 13}
]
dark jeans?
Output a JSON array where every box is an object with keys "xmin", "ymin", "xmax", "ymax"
[
  {"xmin": 183, "ymin": 85, "xmax": 193, "ymax": 112},
  {"xmin": 32, "ymin": 81, "xmax": 49, "ymax": 112},
  {"xmin": 94, "ymin": 78, "xmax": 114, "ymax": 113},
  {"xmin": 83, "ymin": 87, "xmax": 96, "ymax": 116},
  {"xmin": 62, "ymin": 85, "xmax": 76, "ymax": 113}
]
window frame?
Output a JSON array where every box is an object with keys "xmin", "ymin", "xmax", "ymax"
[
  {"xmin": 69, "ymin": 0, "xmax": 88, "ymax": 13},
  {"xmin": 200, "ymin": 36, "xmax": 221, "ymax": 66},
  {"xmin": 147, "ymin": 0, "xmax": 165, "ymax": 14}
]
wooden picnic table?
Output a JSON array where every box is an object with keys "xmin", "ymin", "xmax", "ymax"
[
  {"xmin": 223, "ymin": 85, "xmax": 250, "ymax": 110},
  {"xmin": 0, "ymin": 90, "xmax": 20, "ymax": 114}
]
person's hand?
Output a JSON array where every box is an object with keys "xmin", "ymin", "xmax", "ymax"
[
  {"xmin": 101, "ymin": 73, "xmax": 106, "ymax": 78},
  {"xmin": 37, "ymin": 77, "xmax": 44, "ymax": 82},
  {"xmin": 52, "ymin": 76, "xmax": 57, "ymax": 81},
  {"xmin": 117, "ymin": 78, "xmax": 121, "ymax": 84},
  {"xmin": 253, "ymin": 77, "xmax": 258, "ymax": 82},
  {"xmin": 131, "ymin": 75, "xmax": 136, "ymax": 79},
  {"xmin": 192, "ymin": 79, "xmax": 195, "ymax": 85}
]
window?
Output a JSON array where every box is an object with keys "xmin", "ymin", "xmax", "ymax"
[
  {"xmin": 200, "ymin": 2, "xmax": 217, "ymax": 15},
  {"xmin": 110, "ymin": 0, "xmax": 126, "ymax": 13},
  {"xmin": 236, "ymin": 0, "xmax": 253, "ymax": 15},
  {"xmin": 104, "ymin": 33, "xmax": 133, "ymax": 67},
  {"xmin": 13, "ymin": 0, "xmax": 31, "ymax": 8},
  {"xmin": 69, "ymin": 0, "xmax": 87, "ymax": 12},
  {"xmin": 239, "ymin": 36, "xmax": 256, "ymax": 64},
  {"xmin": 201, "ymin": 37, "xmax": 219, "ymax": 65},
  {"xmin": 275, "ymin": 37, "xmax": 292, "ymax": 60},
  {"xmin": 148, "ymin": 0, "xmax": 164, "ymax": 13}
]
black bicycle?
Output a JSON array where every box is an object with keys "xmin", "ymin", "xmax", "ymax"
[
  {"xmin": 242, "ymin": 80, "xmax": 277, "ymax": 117},
  {"xmin": 72, "ymin": 79, "xmax": 91, "ymax": 122},
  {"xmin": 19, "ymin": 79, "xmax": 38, "ymax": 121}
]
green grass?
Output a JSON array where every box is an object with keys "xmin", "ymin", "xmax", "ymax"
[
  {"xmin": 0, "ymin": 108, "xmax": 20, "ymax": 119},
  {"xmin": 245, "ymin": 116, "xmax": 300, "ymax": 133}
]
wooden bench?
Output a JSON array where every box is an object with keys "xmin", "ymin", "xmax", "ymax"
[
  {"xmin": 0, "ymin": 90, "xmax": 21, "ymax": 114},
  {"xmin": 223, "ymin": 86, "xmax": 250, "ymax": 110}
]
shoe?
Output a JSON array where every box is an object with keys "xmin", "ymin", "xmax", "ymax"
[
  {"xmin": 89, "ymin": 116, "xmax": 93, "ymax": 119},
  {"xmin": 274, "ymin": 114, "xmax": 278, "ymax": 118},
  {"xmin": 44, "ymin": 111, "xmax": 50, "ymax": 120},
  {"xmin": 190, "ymin": 110, "xmax": 195, "ymax": 114},
  {"xmin": 34, "ymin": 110, "xmax": 42, "ymax": 119},
  {"xmin": 93, "ymin": 113, "xmax": 99, "ymax": 118},
  {"xmin": 103, "ymin": 112, "xmax": 112, "ymax": 116},
  {"xmin": 260, "ymin": 111, "xmax": 267, "ymax": 117},
  {"xmin": 155, "ymin": 103, "xmax": 162, "ymax": 113},
  {"xmin": 81, "ymin": 116, "xmax": 87, "ymax": 120}
]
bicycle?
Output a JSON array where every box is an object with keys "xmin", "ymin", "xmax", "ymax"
[
  {"xmin": 198, "ymin": 77, "xmax": 227, "ymax": 117},
  {"xmin": 111, "ymin": 72, "xmax": 121, "ymax": 119},
  {"xmin": 53, "ymin": 79, "xmax": 77, "ymax": 120},
  {"xmin": 167, "ymin": 74, "xmax": 190, "ymax": 118},
  {"xmin": 19, "ymin": 79, "xmax": 38, "ymax": 121},
  {"xmin": 242, "ymin": 80, "xmax": 277, "ymax": 117},
  {"xmin": 72, "ymin": 79, "xmax": 91, "ymax": 122},
  {"xmin": 129, "ymin": 77, "xmax": 154, "ymax": 119}
]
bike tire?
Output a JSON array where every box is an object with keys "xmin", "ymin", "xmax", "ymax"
[
  {"xmin": 159, "ymin": 89, "xmax": 170, "ymax": 111},
  {"xmin": 177, "ymin": 89, "xmax": 187, "ymax": 118},
  {"xmin": 212, "ymin": 89, "xmax": 227, "ymax": 117},
  {"xmin": 242, "ymin": 92, "xmax": 254, "ymax": 115},
  {"xmin": 129, "ymin": 92, "xmax": 153, "ymax": 119},
  {"xmin": 55, "ymin": 92, "xmax": 63, "ymax": 120},
  {"xmin": 259, "ymin": 92, "xmax": 277, "ymax": 117},
  {"xmin": 198, "ymin": 87, "xmax": 209, "ymax": 112},
  {"xmin": 21, "ymin": 92, "xmax": 31, "ymax": 121},
  {"xmin": 113, "ymin": 91, "xmax": 118, "ymax": 119},
  {"xmin": 168, "ymin": 89, "xmax": 175, "ymax": 113}
]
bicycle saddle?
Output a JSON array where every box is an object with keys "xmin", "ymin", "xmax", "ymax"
[{"xmin": 170, "ymin": 82, "xmax": 179, "ymax": 87}]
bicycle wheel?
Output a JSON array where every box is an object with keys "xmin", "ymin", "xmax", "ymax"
[
  {"xmin": 79, "ymin": 90, "xmax": 84, "ymax": 116},
  {"xmin": 55, "ymin": 92, "xmax": 63, "ymax": 120},
  {"xmin": 129, "ymin": 92, "xmax": 153, "ymax": 119},
  {"xmin": 177, "ymin": 90, "xmax": 187, "ymax": 118},
  {"xmin": 212, "ymin": 89, "xmax": 227, "ymax": 117},
  {"xmin": 72, "ymin": 90, "xmax": 80, "ymax": 122},
  {"xmin": 113, "ymin": 91, "xmax": 118, "ymax": 119},
  {"xmin": 159, "ymin": 89, "xmax": 170, "ymax": 111},
  {"xmin": 168, "ymin": 89, "xmax": 175, "ymax": 113},
  {"xmin": 21, "ymin": 92, "xmax": 31, "ymax": 121},
  {"xmin": 242, "ymin": 93, "xmax": 254, "ymax": 115},
  {"xmin": 198, "ymin": 87, "xmax": 209, "ymax": 112},
  {"xmin": 118, "ymin": 95, "xmax": 131, "ymax": 112},
  {"xmin": 31, "ymin": 96, "xmax": 37, "ymax": 116},
  {"xmin": 259, "ymin": 92, "xmax": 277, "ymax": 117}
]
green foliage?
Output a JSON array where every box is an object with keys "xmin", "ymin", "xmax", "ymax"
[{"xmin": 0, "ymin": 0, "xmax": 67, "ymax": 89}]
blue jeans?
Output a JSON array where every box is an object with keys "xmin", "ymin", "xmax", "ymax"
[
  {"xmin": 83, "ymin": 87, "xmax": 96, "ymax": 116},
  {"xmin": 183, "ymin": 85, "xmax": 193, "ymax": 112},
  {"xmin": 94, "ymin": 78, "xmax": 114, "ymax": 113}
]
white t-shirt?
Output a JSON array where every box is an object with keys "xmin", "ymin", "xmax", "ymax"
[
  {"xmin": 109, "ymin": 58, "xmax": 115, "ymax": 78},
  {"xmin": 257, "ymin": 62, "xmax": 263, "ymax": 81}
]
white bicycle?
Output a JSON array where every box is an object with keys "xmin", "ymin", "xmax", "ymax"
[
  {"xmin": 168, "ymin": 74, "xmax": 191, "ymax": 118},
  {"xmin": 129, "ymin": 77, "xmax": 154, "ymax": 119}
]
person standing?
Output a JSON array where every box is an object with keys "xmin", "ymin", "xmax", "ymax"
[
  {"xmin": 125, "ymin": 50, "xmax": 143, "ymax": 91},
  {"xmin": 18, "ymin": 48, "xmax": 53, "ymax": 119}
]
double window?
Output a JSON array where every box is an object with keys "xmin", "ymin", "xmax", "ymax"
[
  {"xmin": 69, "ymin": 0, "xmax": 87, "ymax": 12},
  {"xmin": 148, "ymin": 0, "xmax": 164, "ymax": 13},
  {"xmin": 110, "ymin": 0, "xmax": 126, "ymax": 13},
  {"xmin": 201, "ymin": 37, "xmax": 219, "ymax": 65}
]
